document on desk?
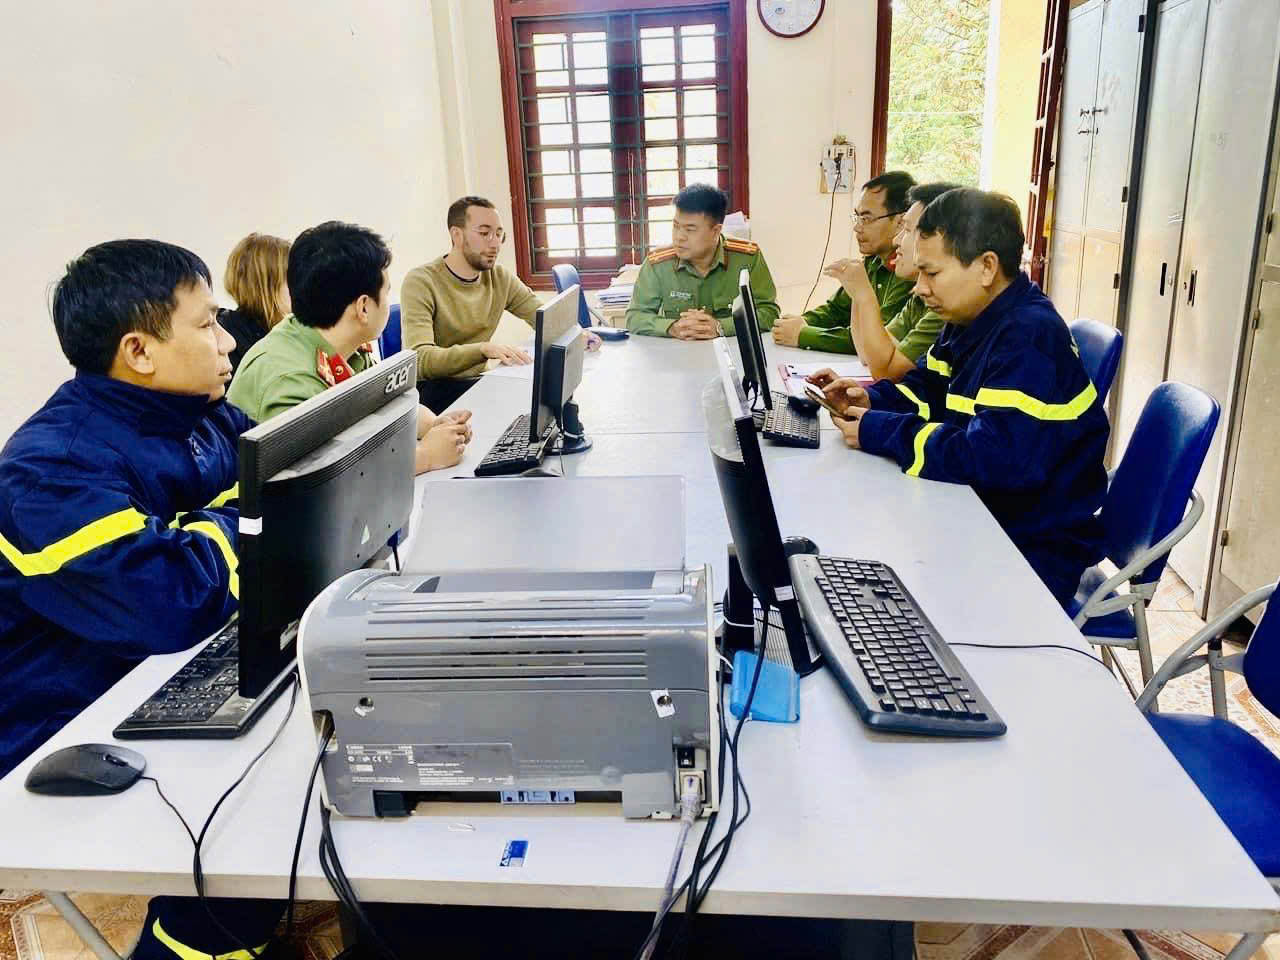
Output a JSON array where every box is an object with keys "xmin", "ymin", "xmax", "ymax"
[{"xmin": 483, "ymin": 337, "xmax": 603, "ymax": 381}]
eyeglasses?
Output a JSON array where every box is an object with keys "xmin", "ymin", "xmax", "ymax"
[
  {"xmin": 852, "ymin": 210, "xmax": 904, "ymax": 226},
  {"xmin": 470, "ymin": 227, "xmax": 506, "ymax": 243}
]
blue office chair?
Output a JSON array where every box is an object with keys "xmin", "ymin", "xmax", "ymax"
[
  {"xmin": 378, "ymin": 303, "xmax": 402, "ymax": 359},
  {"xmin": 1068, "ymin": 382, "xmax": 1220, "ymax": 695},
  {"xmin": 1069, "ymin": 317, "xmax": 1123, "ymax": 403},
  {"xmin": 1136, "ymin": 579, "xmax": 1280, "ymax": 958},
  {"xmin": 552, "ymin": 263, "xmax": 628, "ymax": 340}
]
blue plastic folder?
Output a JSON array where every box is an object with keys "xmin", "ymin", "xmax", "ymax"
[{"xmin": 728, "ymin": 650, "xmax": 799, "ymax": 723}]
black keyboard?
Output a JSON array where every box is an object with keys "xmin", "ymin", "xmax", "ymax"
[
  {"xmin": 754, "ymin": 392, "xmax": 820, "ymax": 448},
  {"xmin": 790, "ymin": 555, "xmax": 1006, "ymax": 737},
  {"xmin": 114, "ymin": 620, "xmax": 291, "ymax": 740},
  {"xmin": 474, "ymin": 414, "xmax": 544, "ymax": 476}
]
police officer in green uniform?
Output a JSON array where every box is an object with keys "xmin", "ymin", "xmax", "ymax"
[
  {"xmin": 626, "ymin": 183, "xmax": 778, "ymax": 339},
  {"xmin": 772, "ymin": 171, "xmax": 918, "ymax": 355}
]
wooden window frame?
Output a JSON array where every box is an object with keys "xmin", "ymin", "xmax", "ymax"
[
  {"xmin": 495, "ymin": 0, "xmax": 749, "ymax": 289},
  {"xmin": 870, "ymin": 0, "xmax": 892, "ymax": 179}
]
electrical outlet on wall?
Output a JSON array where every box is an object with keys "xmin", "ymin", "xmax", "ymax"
[{"xmin": 819, "ymin": 136, "xmax": 857, "ymax": 194}]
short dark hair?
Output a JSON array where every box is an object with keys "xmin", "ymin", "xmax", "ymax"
[
  {"xmin": 917, "ymin": 188, "xmax": 1025, "ymax": 279},
  {"xmin": 674, "ymin": 183, "xmax": 728, "ymax": 224},
  {"xmin": 51, "ymin": 239, "xmax": 211, "ymax": 375},
  {"xmin": 907, "ymin": 181, "xmax": 964, "ymax": 210},
  {"xmin": 447, "ymin": 196, "xmax": 496, "ymax": 232},
  {"xmin": 862, "ymin": 171, "xmax": 917, "ymax": 214},
  {"xmin": 287, "ymin": 221, "xmax": 391, "ymax": 329}
]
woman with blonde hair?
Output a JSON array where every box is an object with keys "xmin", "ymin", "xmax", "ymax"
[{"xmin": 220, "ymin": 232, "xmax": 291, "ymax": 373}]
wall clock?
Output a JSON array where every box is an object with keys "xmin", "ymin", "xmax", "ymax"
[{"xmin": 757, "ymin": 0, "xmax": 825, "ymax": 39}]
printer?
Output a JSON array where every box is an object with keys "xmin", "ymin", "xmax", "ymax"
[{"xmin": 299, "ymin": 563, "xmax": 718, "ymax": 820}]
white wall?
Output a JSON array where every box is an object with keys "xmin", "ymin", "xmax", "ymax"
[
  {"xmin": 746, "ymin": 5, "xmax": 880, "ymax": 314},
  {"xmin": 440, "ymin": 3, "xmax": 879, "ymax": 314},
  {"xmin": 0, "ymin": 0, "xmax": 453, "ymax": 440}
]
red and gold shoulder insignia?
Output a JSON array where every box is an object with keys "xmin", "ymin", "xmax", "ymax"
[
  {"xmin": 647, "ymin": 246, "xmax": 678, "ymax": 264},
  {"xmin": 723, "ymin": 237, "xmax": 760, "ymax": 256}
]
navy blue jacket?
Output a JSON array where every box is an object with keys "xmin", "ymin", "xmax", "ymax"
[
  {"xmin": 0, "ymin": 374, "xmax": 251, "ymax": 777},
  {"xmin": 857, "ymin": 273, "xmax": 1109, "ymax": 605}
]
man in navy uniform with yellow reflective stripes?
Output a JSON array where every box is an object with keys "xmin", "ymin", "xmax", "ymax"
[
  {"xmin": 0, "ymin": 240, "xmax": 283, "ymax": 957},
  {"xmin": 626, "ymin": 182, "xmax": 779, "ymax": 338},
  {"xmin": 814, "ymin": 189, "xmax": 1109, "ymax": 607}
]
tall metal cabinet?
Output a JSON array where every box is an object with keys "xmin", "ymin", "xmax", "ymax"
[
  {"xmin": 1212, "ymin": 117, "xmax": 1280, "ymax": 616},
  {"xmin": 1046, "ymin": 0, "xmax": 1142, "ymax": 329},
  {"xmin": 1114, "ymin": 0, "xmax": 1280, "ymax": 610}
]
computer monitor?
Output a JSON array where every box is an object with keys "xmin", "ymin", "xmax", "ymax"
[
  {"xmin": 731, "ymin": 268, "xmax": 774, "ymax": 411},
  {"xmin": 528, "ymin": 285, "xmax": 585, "ymax": 445},
  {"xmin": 704, "ymin": 340, "xmax": 819, "ymax": 675},
  {"xmin": 236, "ymin": 350, "xmax": 419, "ymax": 697}
]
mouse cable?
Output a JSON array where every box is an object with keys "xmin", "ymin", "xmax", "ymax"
[
  {"xmin": 141, "ymin": 776, "xmax": 195, "ymax": 847},
  {"xmin": 948, "ymin": 642, "xmax": 1110, "ymax": 671},
  {"xmin": 285, "ymin": 718, "xmax": 333, "ymax": 937},
  {"xmin": 191, "ymin": 672, "xmax": 301, "ymax": 958},
  {"xmin": 391, "ymin": 542, "xmax": 401, "ymax": 573}
]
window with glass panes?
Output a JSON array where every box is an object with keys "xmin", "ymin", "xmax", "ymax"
[{"xmin": 497, "ymin": 2, "xmax": 747, "ymax": 288}]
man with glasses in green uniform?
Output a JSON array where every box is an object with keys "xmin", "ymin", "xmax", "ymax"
[{"xmin": 773, "ymin": 171, "xmax": 917, "ymax": 355}]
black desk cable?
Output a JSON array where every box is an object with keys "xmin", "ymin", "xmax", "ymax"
[{"xmin": 145, "ymin": 672, "xmax": 301, "ymax": 959}]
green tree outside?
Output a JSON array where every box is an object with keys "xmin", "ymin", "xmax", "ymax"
[{"xmin": 885, "ymin": 0, "xmax": 991, "ymax": 186}]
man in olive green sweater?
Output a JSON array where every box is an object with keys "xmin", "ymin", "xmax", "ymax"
[
  {"xmin": 773, "ymin": 171, "xmax": 917, "ymax": 356},
  {"xmin": 401, "ymin": 196, "xmax": 598, "ymax": 410}
]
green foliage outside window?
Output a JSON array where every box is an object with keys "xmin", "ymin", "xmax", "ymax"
[{"xmin": 885, "ymin": 0, "xmax": 991, "ymax": 186}]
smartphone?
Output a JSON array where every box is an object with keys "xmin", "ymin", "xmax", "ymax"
[{"xmin": 803, "ymin": 382, "xmax": 850, "ymax": 420}]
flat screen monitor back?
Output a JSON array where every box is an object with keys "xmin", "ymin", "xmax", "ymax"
[
  {"xmin": 731, "ymin": 271, "xmax": 772, "ymax": 410},
  {"xmin": 704, "ymin": 342, "xmax": 816, "ymax": 674},
  {"xmin": 237, "ymin": 351, "xmax": 418, "ymax": 697},
  {"xmin": 529, "ymin": 285, "xmax": 582, "ymax": 442}
]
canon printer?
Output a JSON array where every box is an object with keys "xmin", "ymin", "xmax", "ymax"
[{"xmin": 299, "ymin": 563, "xmax": 718, "ymax": 819}]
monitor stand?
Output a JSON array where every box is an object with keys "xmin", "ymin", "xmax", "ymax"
[
  {"xmin": 720, "ymin": 540, "xmax": 823, "ymax": 677},
  {"xmin": 550, "ymin": 399, "xmax": 593, "ymax": 455}
]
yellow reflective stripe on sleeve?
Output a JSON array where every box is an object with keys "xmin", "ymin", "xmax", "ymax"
[
  {"xmin": 152, "ymin": 918, "xmax": 267, "ymax": 960},
  {"xmin": 206, "ymin": 483, "xmax": 239, "ymax": 510},
  {"xmin": 925, "ymin": 349, "xmax": 952, "ymax": 377},
  {"xmin": 945, "ymin": 381, "xmax": 1097, "ymax": 421},
  {"xmin": 170, "ymin": 484, "xmax": 240, "ymax": 528},
  {"xmin": 895, "ymin": 383, "xmax": 930, "ymax": 419},
  {"xmin": 184, "ymin": 520, "xmax": 240, "ymax": 599},
  {"xmin": 907, "ymin": 422, "xmax": 942, "ymax": 477},
  {"xmin": 0, "ymin": 508, "xmax": 148, "ymax": 577}
]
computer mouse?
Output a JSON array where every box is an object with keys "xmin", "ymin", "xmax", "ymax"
[
  {"xmin": 590, "ymin": 326, "xmax": 629, "ymax": 341},
  {"xmin": 24, "ymin": 743, "xmax": 146, "ymax": 796},
  {"xmin": 783, "ymin": 536, "xmax": 820, "ymax": 557},
  {"xmin": 786, "ymin": 393, "xmax": 819, "ymax": 414}
]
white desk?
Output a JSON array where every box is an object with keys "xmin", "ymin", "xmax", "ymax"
[{"xmin": 0, "ymin": 335, "xmax": 1276, "ymax": 956}]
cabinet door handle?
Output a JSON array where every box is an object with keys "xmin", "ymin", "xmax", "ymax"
[
  {"xmin": 1159, "ymin": 262, "xmax": 1167, "ymax": 296},
  {"xmin": 1188, "ymin": 269, "xmax": 1198, "ymax": 306}
]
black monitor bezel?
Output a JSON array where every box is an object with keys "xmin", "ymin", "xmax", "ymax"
[
  {"xmin": 708, "ymin": 343, "xmax": 817, "ymax": 674},
  {"xmin": 528, "ymin": 286, "xmax": 581, "ymax": 443},
  {"xmin": 236, "ymin": 350, "xmax": 418, "ymax": 697}
]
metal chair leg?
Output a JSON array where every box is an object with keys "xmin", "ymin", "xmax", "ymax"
[
  {"xmin": 1134, "ymin": 600, "xmax": 1156, "ymax": 687},
  {"xmin": 1223, "ymin": 931, "xmax": 1267, "ymax": 960},
  {"xmin": 41, "ymin": 891, "xmax": 123, "ymax": 960}
]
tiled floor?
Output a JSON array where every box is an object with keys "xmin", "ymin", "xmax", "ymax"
[{"xmin": 5, "ymin": 569, "xmax": 1278, "ymax": 959}]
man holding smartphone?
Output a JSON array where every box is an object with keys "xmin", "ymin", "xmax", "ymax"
[{"xmin": 810, "ymin": 189, "xmax": 1108, "ymax": 609}]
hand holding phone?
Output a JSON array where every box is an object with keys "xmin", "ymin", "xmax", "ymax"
[{"xmin": 803, "ymin": 382, "xmax": 851, "ymax": 420}]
